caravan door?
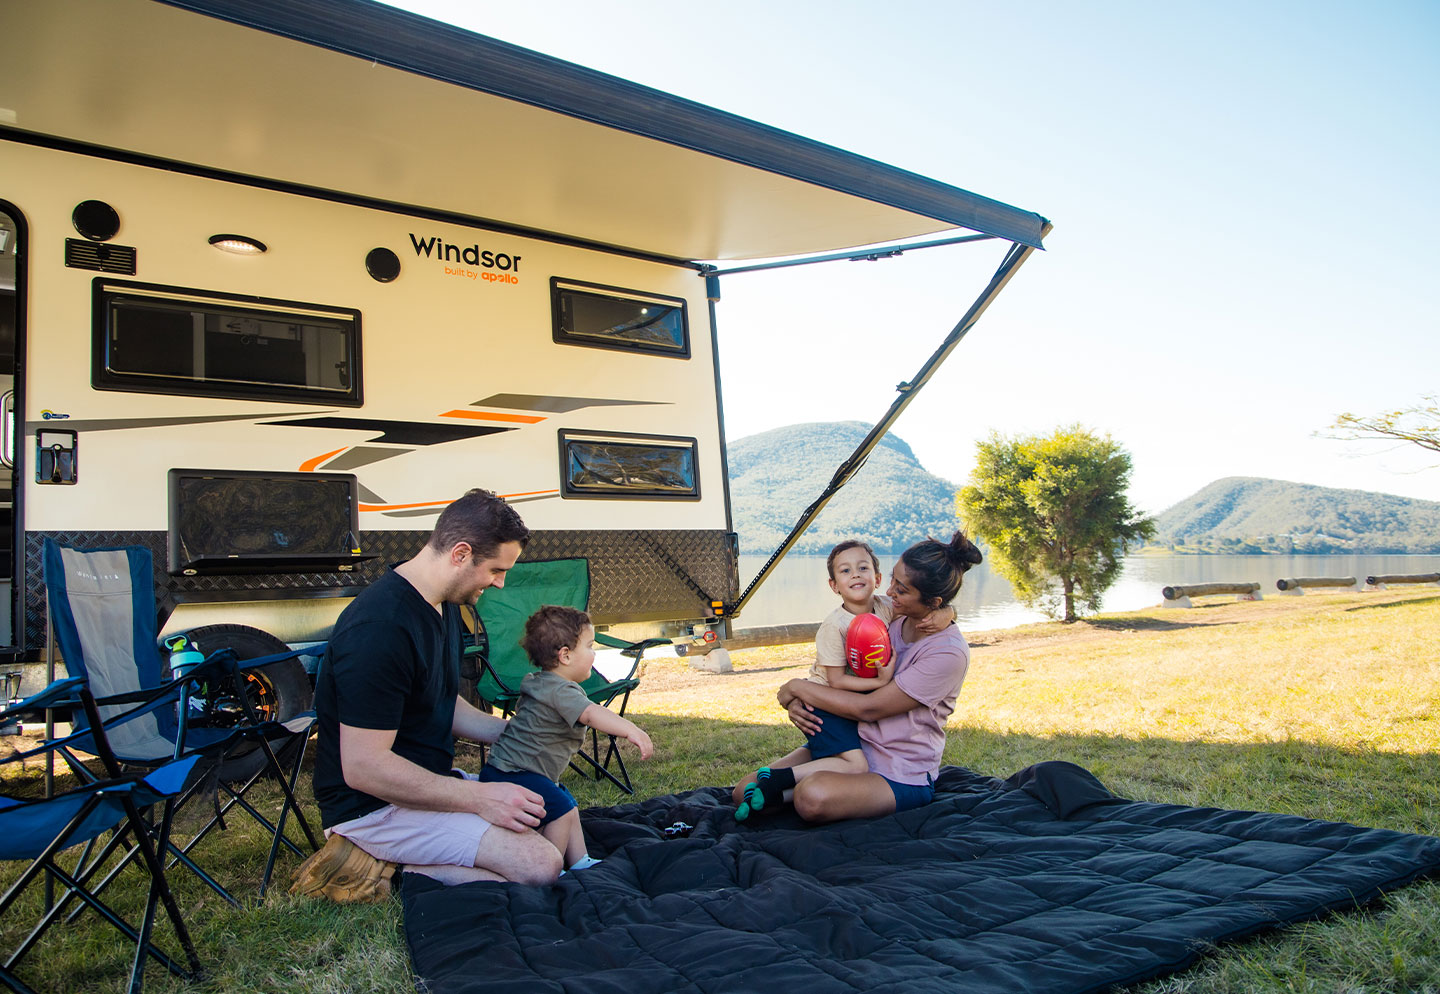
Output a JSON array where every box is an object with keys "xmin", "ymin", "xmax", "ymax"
[{"xmin": 0, "ymin": 201, "xmax": 21, "ymax": 650}]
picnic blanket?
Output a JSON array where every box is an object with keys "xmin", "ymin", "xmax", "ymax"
[{"xmin": 401, "ymin": 762, "xmax": 1440, "ymax": 994}]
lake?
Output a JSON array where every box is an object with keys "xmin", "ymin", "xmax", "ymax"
[{"xmin": 734, "ymin": 553, "xmax": 1440, "ymax": 632}]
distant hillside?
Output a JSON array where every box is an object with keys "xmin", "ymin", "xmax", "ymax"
[
  {"xmin": 728, "ymin": 422, "xmax": 958, "ymax": 555},
  {"xmin": 1154, "ymin": 477, "xmax": 1440, "ymax": 554}
]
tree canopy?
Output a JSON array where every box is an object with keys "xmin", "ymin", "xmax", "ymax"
[
  {"xmin": 1324, "ymin": 395, "xmax": 1439, "ymax": 459},
  {"xmin": 958, "ymin": 426, "xmax": 1154, "ymax": 622}
]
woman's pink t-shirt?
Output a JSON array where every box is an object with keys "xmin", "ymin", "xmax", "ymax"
[{"xmin": 858, "ymin": 621, "xmax": 969, "ymax": 785}]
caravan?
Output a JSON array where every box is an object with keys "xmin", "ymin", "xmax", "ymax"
[{"xmin": 0, "ymin": 0, "xmax": 1048, "ymax": 717}]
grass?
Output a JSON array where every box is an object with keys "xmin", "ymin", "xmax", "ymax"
[{"xmin": 3, "ymin": 587, "xmax": 1438, "ymax": 992}]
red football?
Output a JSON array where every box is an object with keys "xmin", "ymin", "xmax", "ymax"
[{"xmin": 845, "ymin": 612, "xmax": 893, "ymax": 678}]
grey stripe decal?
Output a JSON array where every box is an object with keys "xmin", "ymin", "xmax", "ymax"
[
  {"xmin": 24, "ymin": 412, "xmax": 311, "ymax": 433},
  {"xmin": 473, "ymin": 393, "xmax": 665, "ymax": 413},
  {"xmin": 322, "ymin": 446, "xmax": 413, "ymax": 471}
]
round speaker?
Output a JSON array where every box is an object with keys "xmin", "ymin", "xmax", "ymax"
[
  {"xmin": 366, "ymin": 247, "xmax": 401, "ymax": 283},
  {"xmin": 72, "ymin": 200, "xmax": 121, "ymax": 241}
]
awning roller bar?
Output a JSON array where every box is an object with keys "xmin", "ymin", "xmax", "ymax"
[
  {"xmin": 727, "ymin": 224, "xmax": 1052, "ymax": 619},
  {"xmin": 704, "ymin": 232, "xmax": 997, "ymax": 278}
]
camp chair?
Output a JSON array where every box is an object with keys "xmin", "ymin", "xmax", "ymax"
[
  {"xmin": 466, "ymin": 558, "xmax": 669, "ymax": 794},
  {"xmin": 41, "ymin": 540, "xmax": 321, "ymax": 902},
  {"xmin": 0, "ymin": 677, "xmax": 203, "ymax": 994}
]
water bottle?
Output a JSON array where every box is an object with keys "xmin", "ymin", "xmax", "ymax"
[
  {"xmin": 165, "ymin": 635, "xmax": 204, "ymax": 679},
  {"xmin": 165, "ymin": 635, "xmax": 208, "ymax": 720}
]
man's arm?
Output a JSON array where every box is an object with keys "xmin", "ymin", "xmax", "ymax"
[
  {"xmin": 452, "ymin": 694, "xmax": 508, "ymax": 745},
  {"xmin": 338, "ymin": 723, "xmax": 545, "ymax": 832},
  {"xmin": 778, "ymin": 676, "xmax": 920, "ymax": 723},
  {"xmin": 578, "ymin": 704, "xmax": 653, "ymax": 759}
]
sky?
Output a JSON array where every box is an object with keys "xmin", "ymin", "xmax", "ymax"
[{"xmin": 382, "ymin": 0, "xmax": 1439, "ymax": 515}]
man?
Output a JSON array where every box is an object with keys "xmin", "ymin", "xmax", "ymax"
[{"xmin": 306, "ymin": 488, "xmax": 562, "ymax": 889}]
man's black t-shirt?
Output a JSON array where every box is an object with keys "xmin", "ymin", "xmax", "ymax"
[{"xmin": 313, "ymin": 569, "xmax": 464, "ymax": 827}]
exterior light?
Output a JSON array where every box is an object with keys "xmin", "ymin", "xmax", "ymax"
[{"xmin": 208, "ymin": 233, "xmax": 267, "ymax": 255}]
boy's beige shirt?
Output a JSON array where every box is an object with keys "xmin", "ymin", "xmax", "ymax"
[{"xmin": 806, "ymin": 594, "xmax": 895, "ymax": 685}]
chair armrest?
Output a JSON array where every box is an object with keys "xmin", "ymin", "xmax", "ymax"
[
  {"xmin": 594, "ymin": 633, "xmax": 672, "ymax": 658},
  {"xmin": 3, "ymin": 676, "xmax": 88, "ymax": 717}
]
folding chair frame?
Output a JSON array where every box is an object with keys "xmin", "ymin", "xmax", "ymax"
[
  {"xmin": 0, "ymin": 680, "xmax": 204, "ymax": 994},
  {"xmin": 465, "ymin": 558, "xmax": 669, "ymax": 795},
  {"xmin": 41, "ymin": 541, "xmax": 321, "ymax": 905}
]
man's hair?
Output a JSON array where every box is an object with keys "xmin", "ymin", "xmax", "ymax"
[
  {"xmin": 521, "ymin": 605, "xmax": 591, "ymax": 670},
  {"xmin": 427, "ymin": 488, "xmax": 530, "ymax": 559},
  {"xmin": 826, "ymin": 539, "xmax": 880, "ymax": 580}
]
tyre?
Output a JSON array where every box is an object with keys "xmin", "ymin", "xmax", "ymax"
[{"xmin": 181, "ymin": 623, "xmax": 313, "ymax": 782}]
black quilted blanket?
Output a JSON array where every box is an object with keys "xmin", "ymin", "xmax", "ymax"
[{"xmin": 402, "ymin": 763, "xmax": 1440, "ymax": 994}]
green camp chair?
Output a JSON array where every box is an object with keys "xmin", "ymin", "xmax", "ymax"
[{"xmin": 464, "ymin": 558, "xmax": 669, "ymax": 794}]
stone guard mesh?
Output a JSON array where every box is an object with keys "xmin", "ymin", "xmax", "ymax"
[{"xmin": 25, "ymin": 529, "xmax": 737, "ymax": 650}]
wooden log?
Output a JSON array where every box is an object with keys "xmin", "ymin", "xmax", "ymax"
[
  {"xmin": 1365, "ymin": 573, "xmax": 1440, "ymax": 586},
  {"xmin": 1276, "ymin": 576, "xmax": 1357, "ymax": 591},
  {"xmin": 722, "ymin": 622, "xmax": 821, "ymax": 651},
  {"xmin": 1161, "ymin": 582, "xmax": 1261, "ymax": 600}
]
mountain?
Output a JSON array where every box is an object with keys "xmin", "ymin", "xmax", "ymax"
[
  {"xmin": 1153, "ymin": 476, "xmax": 1440, "ymax": 554},
  {"xmin": 728, "ymin": 422, "xmax": 958, "ymax": 555}
]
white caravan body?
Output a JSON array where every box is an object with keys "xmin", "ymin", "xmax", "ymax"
[{"xmin": 0, "ymin": 0, "xmax": 1047, "ymax": 657}]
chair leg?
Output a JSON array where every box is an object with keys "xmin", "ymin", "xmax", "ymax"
[
  {"xmin": 257, "ymin": 731, "xmax": 319, "ymax": 897},
  {"xmin": 122, "ymin": 794, "xmax": 203, "ymax": 988},
  {"xmin": 1, "ymin": 800, "xmax": 197, "ymax": 986},
  {"xmin": 568, "ymin": 733, "xmax": 633, "ymax": 794}
]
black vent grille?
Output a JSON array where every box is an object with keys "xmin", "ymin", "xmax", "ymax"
[{"xmin": 64, "ymin": 238, "xmax": 136, "ymax": 274}]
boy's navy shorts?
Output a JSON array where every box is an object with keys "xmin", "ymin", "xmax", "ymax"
[
  {"xmin": 477, "ymin": 766, "xmax": 577, "ymax": 827},
  {"xmin": 805, "ymin": 706, "xmax": 864, "ymax": 760}
]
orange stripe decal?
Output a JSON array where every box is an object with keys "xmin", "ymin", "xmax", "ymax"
[
  {"xmin": 299, "ymin": 446, "xmax": 349, "ymax": 472},
  {"xmin": 359, "ymin": 489, "xmax": 559, "ymax": 513},
  {"xmin": 440, "ymin": 409, "xmax": 546, "ymax": 424}
]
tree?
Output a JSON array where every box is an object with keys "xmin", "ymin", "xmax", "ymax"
[
  {"xmin": 1324, "ymin": 396, "xmax": 1440, "ymax": 458},
  {"xmin": 957, "ymin": 427, "xmax": 1154, "ymax": 623}
]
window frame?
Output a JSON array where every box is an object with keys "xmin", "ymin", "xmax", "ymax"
[
  {"xmin": 92, "ymin": 277, "xmax": 363, "ymax": 406},
  {"xmin": 549, "ymin": 277, "xmax": 690, "ymax": 359},
  {"xmin": 557, "ymin": 428, "xmax": 701, "ymax": 501}
]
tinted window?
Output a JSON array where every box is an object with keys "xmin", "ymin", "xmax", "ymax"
[
  {"xmin": 94, "ymin": 280, "xmax": 361, "ymax": 405},
  {"xmin": 560, "ymin": 431, "xmax": 699, "ymax": 499},
  {"xmin": 551, "ymin": 279, "xmax": 689, "ymax": 357}
]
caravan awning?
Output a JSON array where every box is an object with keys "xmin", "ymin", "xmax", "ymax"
[{"xmin": 0, "ymin": 0, "xmax": 1047, "ymax": 262}]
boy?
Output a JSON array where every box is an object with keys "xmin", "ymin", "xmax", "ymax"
[
  {"xmin": 734, "ymin": 540, "xmax": 953, "ymax": 819},
  {"xmin": 480, "ymin": 605, "xmax": 653, "ymax": 871}
]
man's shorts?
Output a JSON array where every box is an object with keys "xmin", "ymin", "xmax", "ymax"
[
  {"xmin": 477, "ymin": 765, "xmax": 576, "ymax": 827},
  {"xmin": 883, "ymin": 773, "xmax": 935, "ymax": 813},
  {"xmin": 804, "ymin": 706, "xmax": 864, "ymax": 760},
  {"xmin": 327, "ymin": 770, "xmax": 492, "ymax": 868}
]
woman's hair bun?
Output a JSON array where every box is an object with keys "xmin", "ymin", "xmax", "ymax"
[{"xmin": 946, "ymin": 531, "xmax": 983, "ymax": 569}]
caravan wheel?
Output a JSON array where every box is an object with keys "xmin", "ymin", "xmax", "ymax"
[{"xmin": 183, "ymin": 624, "xmax": 313, "ymax": 782}]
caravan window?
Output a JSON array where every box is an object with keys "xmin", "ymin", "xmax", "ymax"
[
  {"xmin": 93, "ymin": 279, "xmax": 362, "ymax": 405},
  {"xmin": 551, "ymin": 279, "xmax": 689, "ymax": 358},
  {"xmin": 559, "ymin": 430, "xmax": 699, "ymax": 499}
]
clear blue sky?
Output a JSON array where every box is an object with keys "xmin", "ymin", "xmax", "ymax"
[{"xmin": 383, "ymin": 0, "xmax": 1439, "ymax": 513}]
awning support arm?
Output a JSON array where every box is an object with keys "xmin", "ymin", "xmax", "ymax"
[
  {"xmin": 726, "ymin": 224, "xmax": 1052, "ymax": 618},
  {"xmin": 704, "ymin": 232, "xmax": 996, "ymax": 278}
]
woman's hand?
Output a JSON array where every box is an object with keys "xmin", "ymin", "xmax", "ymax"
[
  {"xmin": 915, "ymin": 604, "xmax": 957, "ymax": 637},
  {"xmin": 777, "ymin": 678, "xmax": 805, "ymax": 708},
  {"xmin": 787, "ymin": 698, "xmax": 821, "ymax": 737}
]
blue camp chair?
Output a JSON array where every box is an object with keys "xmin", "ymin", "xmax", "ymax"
[
  {"xmin": 42, "ymin": 540, "xmax": 321, "ymax": 901},
  {"xmin": 467, "ymin": 558, "xmax": 669, "ymax": 794},
  {"xmin": 0, "ymin": 677, "xmax": 204, "ymax": 994}
]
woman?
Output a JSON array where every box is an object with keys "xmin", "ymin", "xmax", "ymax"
[{"xmin": 743, "ymin": 532, "xmax": 981, "ymax": 823}]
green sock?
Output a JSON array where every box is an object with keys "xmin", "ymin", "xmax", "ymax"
[
  {"xmin": 748, "ymin": 766, "xmax": 795, "ymax": 812},
  {"xmin": 734, "ymin": 783, "xmax": 758, "ymax": 821}
]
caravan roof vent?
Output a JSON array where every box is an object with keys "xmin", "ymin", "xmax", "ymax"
[{"xmin": 65, "ymin": 238, "xmax": 136, "ymax": 275}]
